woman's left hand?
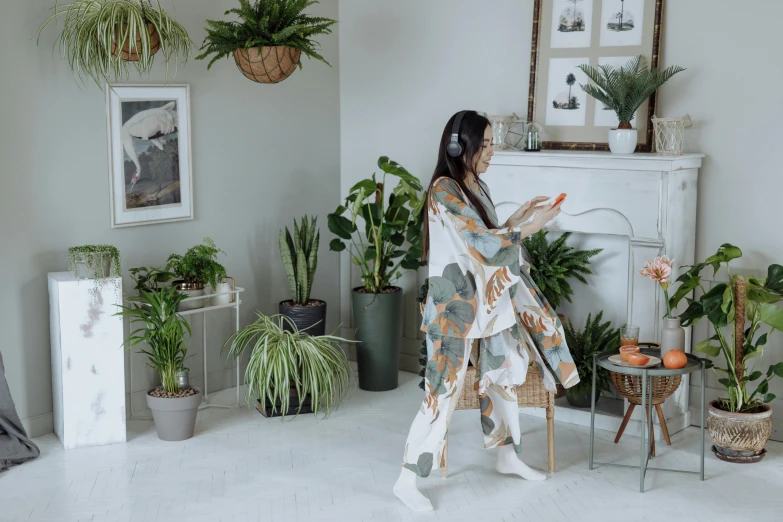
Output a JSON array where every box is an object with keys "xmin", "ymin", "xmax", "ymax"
[{"xmin": 505, "ymin": 196, "xmax": 549, "ymax": 228}]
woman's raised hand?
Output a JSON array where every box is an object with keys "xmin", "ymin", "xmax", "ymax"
[
  {"xmin": 504, "ymin": 196, "xmax": 549, "ymax": 228},
  {"xmin": 530, "ymin": 199, "xmax": 564, "ymax": 232}
]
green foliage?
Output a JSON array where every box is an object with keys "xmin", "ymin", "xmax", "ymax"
[
  {"xmin": 328, "ymin": 156, "xmax": 425, "ymax": 293},
  {"xmin": 68, "ymin": 244, "xmax": 122, "ymax": 278},
  {"xmin": 196, "ymin": 0, "xmax": 336, "ymax": 69},
  {"xmin": 166, "ymin": 238, "xmax": 227, "ymax": 288},
  {"xmin": 37, "ymin": 0, "xmax": 193, "ymax": 87},
  {"xmin": 578, "ymin": 55, "xmax": 685, "ymax": 125},
  {"xmin": 563, "ymin": 311, "xmax": 619, "ymax": 399},
  {"xmin": 671, "ymin": 244, "xmax": 783, "ymax": 412},
  {"xmin": 222, "ymin": 313, "xmax": 353, "ymax": 417},
  {"xmin": 523, "ymin": 231, "xmax": 602, "ymax": 309},
  {"xmin": 279, "ymin": 216, "xmax": 319, "ymax": 305},
  {"xmin": 128, "ymin": 266, "xmax": 175, "ymax": 293},
  {"xmin": 116, "ymin": 286, "xmax": 192, "ymax": 393}
]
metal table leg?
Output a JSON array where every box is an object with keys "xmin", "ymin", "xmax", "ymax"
[
  {"xmin": 589, "ymin": 354, "xmax": 597, "ymax": 470},
  {"xmin": 640, "ymin": 369, "xmax": 647, "ymax": 493},
  {"xmin": 700, "ymin": 361, "xmax": 706, "ymax": 481}
]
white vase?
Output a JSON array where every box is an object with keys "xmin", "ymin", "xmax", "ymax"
[
  {"xmin": 660, "ymin": 317, "xmax": 686, "ymax": 359},
  {"xmin": 210, "ymin": 282, "xmax": 232, "ymax": 306},
  {"xmin": 608, "ymin": 128, "xmax": 638, "ymax": 154}
]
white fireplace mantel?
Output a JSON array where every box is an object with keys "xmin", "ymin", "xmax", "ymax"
[{"xmin": 484, "ymin": 150, "xmax": 704, "ymax": 439}]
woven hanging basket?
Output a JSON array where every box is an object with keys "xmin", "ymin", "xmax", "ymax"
[
  {"xmin": 111, "ymin": 23, "xmax": 161, "ymax": 62},
  {"xmin": 233, "ymin": 46, "xmax": 301, "ymax": 84}
]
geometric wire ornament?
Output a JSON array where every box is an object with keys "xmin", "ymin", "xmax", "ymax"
[
  {"xmin": 233, "ymin": 46, "xmax": 301, "ymax": 84},
  {"xmin": 652, "ymin": 113, "xmax": 693, "ymax": 155}
]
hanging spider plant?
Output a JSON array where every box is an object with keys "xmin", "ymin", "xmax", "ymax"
[
  {"xmin": 223, "ymin": 313, "xmax": 353, "ymax": 418},
  {"xmin": 37, "ymin": 0, "xmax": 193, "ymax": 87}
]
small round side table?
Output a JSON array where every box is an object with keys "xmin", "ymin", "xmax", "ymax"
[{"xmin": 588, "ymin": 348, "xmax": 707, "ymax": 493}]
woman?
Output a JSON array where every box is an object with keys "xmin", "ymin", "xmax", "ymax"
[{"xmin": 393, "ymin": 111, "xmax": 579, "ymax": 512}]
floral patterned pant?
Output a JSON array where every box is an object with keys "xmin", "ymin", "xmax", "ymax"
[{"xmin": 401, "ymin": 334, "xmax": 523, "ymax": 478}]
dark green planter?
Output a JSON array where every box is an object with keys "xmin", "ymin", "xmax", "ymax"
[
  {"xmin": 351, "ymin": 287, "xmax": 403, "ymax": 391},
  {"xmin": 566, "ymin": 387, "xmax": 601, "ymax": 409}
]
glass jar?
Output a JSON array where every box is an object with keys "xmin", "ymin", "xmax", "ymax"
[{"xmin": 524, "ymin": 122, "xmax": 543, "ymax": 152}]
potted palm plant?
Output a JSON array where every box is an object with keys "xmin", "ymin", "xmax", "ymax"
[
  {"xmin": 196, "ymin": 0, "xmax": 336, "ymax": 84},
  {"xmin": 37, "ymin": 0, "xmax": 192, "ymax": 87},
  {"xmin": 279, "ymin": 216, "xmax": 325, "ymax": 335},
  {"xmin": 223, "ymin": 313, "xmax": 352, "ymax": 417},
  {"xmin": 117, "ymin": 286, "xmax": 201, "ymax": 441},
  {"xmin": 563, "ymin": 311, "xmax": 619, "ymax": 408},
  {"xmin": 328, "ymin": 156, "xmax": 424, "ymax": 391},
  {"xmin": 578, "ymin": 55, "xmax": 685, "ymax": 154},
  {"xmin": 166, "ymin": 238, "xmax": 227, "ymax": 311},
  {"xmin": 671, "ymin": 244, "xmax": 783, "ymax": 463}
]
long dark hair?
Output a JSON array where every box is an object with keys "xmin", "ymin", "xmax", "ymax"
[{"xmin": 421, "ymin": 110, "xmax": 498, "ymax": 264}]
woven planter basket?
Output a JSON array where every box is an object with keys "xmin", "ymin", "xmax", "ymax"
[
  {"xmin": 233, "ymin": 46, "xmax": 301, "ymax": 84},
  {"xmin": 651, "ymin": 113, "xmax": 692, "ymax": 155},
  {"xmin": 611, "ymin": 372, "xmax": 682, "ymax": 406},
  {"xmin": 707, "ymin": 401, "xmax": 772, "ymax": 460},
  {"xmin": 111, "ymin": 23, "xmax": 161, "ymax": 62}
]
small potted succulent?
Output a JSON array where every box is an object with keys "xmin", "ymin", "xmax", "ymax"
[
  {"xmin": 166, "ymin": 238, "xmax": 227, "ymax": 311},
  {"xmin": 578, "ymin": 55, "xmax": 685, "ymax": 154},
  {"xmin": 37, "ymin": 0, "xmax": 193, "ymax": 87},
  {"xmin": 117, "ymin": 286, "xmax": 200, "ymax": 441},
  {"xmin": 196, "ymin": 0, "xmax": 336, "ymax": 84},
  {"xmin": 563, "ymin": 311, "xmax": 619, "ymax": 408},
  {"xmin": 128, "ymin": 266, "xmax": 175, "ymax": 296},
  {"xmin": 279, "ymin": 216, "xmax": 325, "ymax": 335},
  {"xmin": 223, "ymin": 313, "xmax": 352, "ymax": 417}
]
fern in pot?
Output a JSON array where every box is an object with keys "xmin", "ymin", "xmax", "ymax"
[
  {"xmin": 578, "ymin": 55, "xmax": 685, "ymax": 154},
  {"xmin": 116, "ymin": 286, "xmax": 200, "ymax": 441},
  {"xmin": 328, "ymin": 156, "xmax": 425, "ymax": 392},
  {"xmin": 563, "ymin": 311, "xmax": 619, "ymax": 408},
  {"xmin": 279, "ymin": 216, "xmax": 326, "ymax": 335},
  {"xmin": 197, "ymin": 0, "xmax": 336, "ymax": 84},
  {"xmin": 166, "ymin": 238, "xmax": 227, "ymax": 311},
  {"xmin": 37, "ymin": 0, "xmax": 193, "ymax": 87},
  {"xmin": 223, "ymin": 313, "xmax": 352, "ymax": 418}
]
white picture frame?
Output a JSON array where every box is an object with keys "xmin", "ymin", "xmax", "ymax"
[{"xmin": 106, "ymin": 84, "xmax": 193, "ymax": 228}]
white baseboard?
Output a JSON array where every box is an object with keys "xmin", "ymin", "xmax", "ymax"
[{"xmin": 20, "ymin": 412, "xmax": 54, "ymax": 439}]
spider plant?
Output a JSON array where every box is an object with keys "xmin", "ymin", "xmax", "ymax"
[
  {"xmin": 37, "ymin": 0, "xmax": 193, "ymax": 87},
  {"xmin": 223, "ymin": 313, "xmax": 352, "ymax": 417},
  {"xmin": 115, "ymin": 286, "xmax": 192, "ymax": 393},
  {"xmin": 578, "ymin": 55, "xmax": 685, "ymax": 129}
]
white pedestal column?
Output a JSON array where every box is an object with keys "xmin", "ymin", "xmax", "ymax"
[{"xmin": 48, "ymin": 272, "xmax": 126, "ymax": 449}]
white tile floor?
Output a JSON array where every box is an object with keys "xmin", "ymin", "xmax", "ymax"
[{"xmin": 2, "ymin": 370, "xmax": 782, "ymax": 522}]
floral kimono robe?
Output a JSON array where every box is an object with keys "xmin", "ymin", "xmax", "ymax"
[{"xmin": 401, "ymin": 177, "xmax": 579, "ymax": 478}]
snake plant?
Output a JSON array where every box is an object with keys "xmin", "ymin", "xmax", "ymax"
[{"xmin": 279, "ymin": 216, "xmax": 319, "ymax": 306}]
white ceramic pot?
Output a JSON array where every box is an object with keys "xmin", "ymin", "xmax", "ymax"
[
  {"xmin": 210, "ymin": 282, "xmax": 232, "ymax": 306},
  {"xmin": 608, "ymin": 128, "xmax": 638, "ymax": 154}
]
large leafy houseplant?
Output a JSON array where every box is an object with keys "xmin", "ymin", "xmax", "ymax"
[
  {"xmin": 670, "ymin": 244, "xmax": 783, "ymax": 413},
  {"xmin": 197, "ymin": 0, "xmax": 336, "ymax": 83},
  {"xmin": 578, "ymin": 55, "xmax": 685, "ymax": 130},
  {"xmin": 37, "ymin": 0, "xmax": 193, "ymax": 87},
  {"xmin": 328, "ymin": 156, "xmax": 425, "ymax": 293},
  {"xmin": 523, "ymin": 231, "xmax": 602, "ymax": 309},
  {"xmin": 223, "ymin": 313, "xmax": 352, "ymax": 417},
  {"xmin": 563, "ymin": 311, "xmax": 620, "ymax": 405},
  {"xmin": 166, "ymin": 238, "xmax": 227, "ymax": 288}
]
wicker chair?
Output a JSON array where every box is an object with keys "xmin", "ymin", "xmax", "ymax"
[{"xmin": 440, "ymin": 340, "xmax": 555, "ymax": 477}]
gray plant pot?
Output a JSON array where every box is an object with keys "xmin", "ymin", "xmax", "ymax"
[
  {"xmin": 146, "ymin": 386, "xmax": 201, "ymax": 441},
  {"xmin": 279, "ymin": 299, "xmax": 327, "ymax": 336},
  {"xmin": 566, "ymin": 387, "xmax": 601, "ymax": 409},
  {"xmin": 71, "ymin": 253, "xmax": 113, "ymax": 280},
  {"xmin": 351, "ymin": 287, "xmax": 403, "ymax": 391}
]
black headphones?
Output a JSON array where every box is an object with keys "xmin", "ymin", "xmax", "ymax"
[{"xmin": 446, "ymin": 110, "xmax": 469, "ymax": 157}]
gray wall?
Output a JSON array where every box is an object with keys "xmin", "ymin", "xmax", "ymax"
[{"xmin": 0, "ymin": 0, "xmax": 341, "ymax": 437}]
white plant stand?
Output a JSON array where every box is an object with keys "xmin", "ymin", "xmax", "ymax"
[{"xmin": 127, "ymin": 287, "xmax": 245, "ymax": 418}]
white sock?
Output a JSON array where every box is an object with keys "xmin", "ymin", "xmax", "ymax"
[
  {"xmin": 393, "ymin": 468, "xmax": 434, "ymax": 512},
  {"xmin": 495, "ymin": 445, "xmax": 547, "ymax": 481}
]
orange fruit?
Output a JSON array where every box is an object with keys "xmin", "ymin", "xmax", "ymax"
[
  {"xmin": 620, "ymin": 345, "xmax": 640, "ymax": 361},
  {"xmin": 664, "ymin": 349, "xmax": 687, "ymax": 369},
  {"xmin": 626, "ymin": 353, "xmax": 650, "ymax": 366}
]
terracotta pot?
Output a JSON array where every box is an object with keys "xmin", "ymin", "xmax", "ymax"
[
  {"xmin": 111, "ymin": 23, "xmax": 161, "ymax": 61},
  {"xmin": 233, "ymin": 46, "xmax": 301, "ymax": 84},
  {"xmin": 707, "ymin": 400, "xmax": 772, "ymax": 462}
]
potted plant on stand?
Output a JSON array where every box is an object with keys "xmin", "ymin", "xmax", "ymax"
[
  {"xmin": 166, "ymin": 238, "xmax": 227, "ymax": 311},
  {"xmin": 129, "ymin": 266, "xmax": 175, "ymax": 296},
  {"xmin": 223, "ymin": 313, "xmax": 352, "ymax": 417},
  {"xmin": 563, "ymin": 311, "xmax": 620, "ymax": 408},
  {"xmin": 328, "ymin": 156, "xmax": 425, "ymax": 391},
  {"xmin": 196, "ymin": 0, "xmax": 336, "ymax": 84},
  {"xmin": 279, "ymin": 216, "xmax": 326, "ymax": 335},
  {"xmin": 671, "ymin": 244, "xmax": 783, "ymax": 463},
  {"xmin": 117, "ymin": 286, "xmax": 201, "ymax": 441},
  {"xmin": 37, "ymin": 0, "xmax": 193, "ymax": 87},
  {"xmin": 578, "ymin": 55, "xmax": 685, "ymax": 154}
]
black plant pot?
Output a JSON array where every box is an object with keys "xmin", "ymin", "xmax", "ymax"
[
  {"xmin": 566, "ymin": 387, "xmax": 601, "ymax": 409},
  {"xmin": 279, "ymin": 299, "xmax": 327, "ymax": 336},
  {"xmin": 351, "ymin": 287, "xmax": 403, "ymax": 391},
  {"xmin": 255, "ymin": 387, "xmax": 313, "ymax": 418}
]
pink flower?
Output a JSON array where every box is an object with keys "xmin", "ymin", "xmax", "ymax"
[{"xmin": 639, "ymin": 256, "xmax": 675, "ymax": 285}]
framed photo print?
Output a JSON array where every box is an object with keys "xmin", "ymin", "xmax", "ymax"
[
  {"xmin": 106, "ymin": 84, "xmax": 193, "ymax": 228},
  {"xmin": 527, "ymin": 0, "xmax": 663, "ymax": 151}
]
